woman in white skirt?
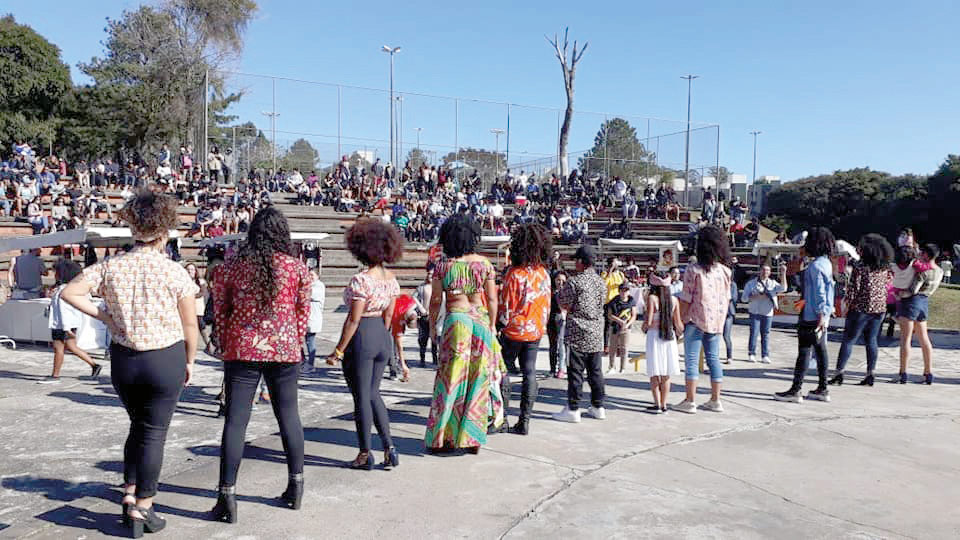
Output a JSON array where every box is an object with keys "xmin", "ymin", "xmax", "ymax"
[{"xmin": 643, "ymin": 272, "xmax": 684, "ymax": 413}]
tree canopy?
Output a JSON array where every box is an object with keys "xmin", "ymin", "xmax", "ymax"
[
  {"xmin": 441, "ymin": 147, "xmax": 505, "ymax": 180},
  {"xmin": 578, "ymin": 117, "xmax": 655, "ymax": 183},
  {"xmin": 280, "ymin": 138, "xmax": 319, "ymax": 173},
  {"xmin": 0, "ymin": 15, "xmax": 72, "ymax": 147}
]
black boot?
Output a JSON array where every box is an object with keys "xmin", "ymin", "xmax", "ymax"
[
  {"xmin": 210, "ymin": 485, "xmax": 237, "ymax": 523},
  {"xmin": 827, "ymin": 372, "xmax": 844, "ymax": 386},
  {"xmin": 509, "ymin": 417, "xmax": 529, "ymax": 435},
  {"xmin": 280, "ymin": 473, "xmax": 303, "ymax": 510},
  {"xmin": 129, "ymin": 505, "xmax": 166, "ymax": 538}
]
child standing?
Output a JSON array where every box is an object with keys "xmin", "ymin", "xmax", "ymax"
[
  {"xmin": 605, "ymin": 283, "xmax": 636, "ymax": 374},
  {"xmin": 642, "ymin": 272, "xmax": 684, "ymax": 413},
  {"xmin": 42, "ymin": 260, "xmax": 101, "ymax": 383}
]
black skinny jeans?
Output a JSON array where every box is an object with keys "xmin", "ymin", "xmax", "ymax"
[
  {"xmin": 344, "ymin": 317, "xmax": 394, "ymax": 452},
  {"xmin": 417, "ymin": 316, "xmax": 437, "ymax": 364},
  {"xmin": 790, "ymin": 321, "xmax": 829, "ymax": 391},
  {"xmin": 567, "ymin": 348, "xmax": 605, "ymax": 410},
  {"xmin": 219, "ymin": 361, "xmax": 304, "ymax": 487},
  {"xmin": 111, "ymin": 341, "xmax": 186, "ymax": 498},
  {"xmin": 501, "ymin": 337, "xmax": 541, "ymax": 420}
]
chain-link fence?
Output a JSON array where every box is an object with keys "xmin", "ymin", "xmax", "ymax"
[{"xmin": 208, "ymin": 70, "xmax": 719, "ymax": 191}]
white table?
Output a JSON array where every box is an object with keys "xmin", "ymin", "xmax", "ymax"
[{"xmin": 0, "ymin": 298, "xmax": 109, "ymax": 348}]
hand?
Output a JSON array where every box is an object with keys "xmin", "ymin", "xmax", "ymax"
[
  {"xmin": 401, "ymin": 365, "xmax": 410, "ymax": 382},
  {"xmin": 325, "ymin": 353, "xmax": 341, "ymax": 366},
  {"xmin": 184, "ymin": 363, "xmax": 193, "ymax": 386}
]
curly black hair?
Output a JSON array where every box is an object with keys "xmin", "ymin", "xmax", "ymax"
[
  {"xmin": 238, "ymin": 207, "xmax": 294, "ymax": 309},
  {"xmin": 345, "ymin": 217, "xmax": 404, "ymax": 266},
  {"xmin": 438, "ymin": 214, "xmax": 481, "ymax": 258},
  {"xmin": 695, "ymin": 225, "xmax": 730, "ymax": 267},
  {"xmin": 857, "ymin": 233, "xmax": 893, "ymax": 271},
  {"xmin": 509, "ymin": 223, "xmax": 552, "ymax": 267},
  {"xmin": 119, "ymin": 189, "xmax": 179, "ymax": 242},
  {"xmin": 804, "ymin": 227, "xmax": 835, "ymax": 258}
]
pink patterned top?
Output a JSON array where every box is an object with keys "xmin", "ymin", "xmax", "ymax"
[
  {"xmin": 680, "ymin": 263, "xmax": 732, "ymax": 334},
  {"xmin": 343, "ymin": 271, "xmax": 401, "ymax": 316}
]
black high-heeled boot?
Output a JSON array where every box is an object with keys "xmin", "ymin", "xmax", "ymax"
[
  {"xmin": 827, "ymin": 372, "xmax": 844, "ymax": 386},
  {"xmin": 128, "ymin": 505, "xmax": 166, "ymax": 538},
  {"xmin": 383, "ymin": 447, "xmax": 400, "ymax": 470},
  {"xmin": 210, "ymin": 485, "xmax": 237, "ymax": 523},
  {"xmin": 858, "ymin": 374, "xmax": 875, "ymax": 386},
  {"xmin": 509, "ymin": 417, "xmax": 529, "ymax": 435},
  {"xmin": 280, "ymin": 473, "xmax": 304, "ymax": 510}
]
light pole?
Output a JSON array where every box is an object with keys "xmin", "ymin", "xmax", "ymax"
[
  {"xmin": 261, "ymin": 110, "xmax": 279, "ymax": 172},
  {"xmin": 414, "ymin": 127, "xmax": 422, "ymax": 150},
  {"xmin": 396, "ymin": 95, "xmax": 404, "ymax": 164},
  {"xmin": 750, "ymin": 130, "xmax": 762, "ymax": 184},
  {"xmin": 682, "ymin": 74, "xmax": 699, "ymax": 207},
  {"xmin": 491, "ymin": 128, "xmax": 505, "ymax": 180},
  {"xmin": 382, "ymin": 45, "xmax": 401, "ymax": 166}
]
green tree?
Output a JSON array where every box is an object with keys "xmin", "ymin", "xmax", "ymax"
[
  {"xmin": 405, "ymin": 147, "xmax": 428, "ymax": 170},
  {"xmin": 765, "ymin": 168, "xmax": 928, "ymax": 241},
  {"xmin": 0, "ymin": 15, "xmax": 72, "ymax": 148},
  {"xmin": 441, "ymin": 147, "xmax": 505, "ymax": 180},
  {"xmin": 926, "ymin": 155, "xmax": 960, "ymax": 246},
  {"xmin": 280, "ymin": 138, "xmax": 319, "ymax": 172},
  {"xmin": 577, "ymin": 118, "xmax": 654, "ymax": 183},
  {"xmin": 78, "ymin": 0, "xmax": 257, "ymax": 157}
]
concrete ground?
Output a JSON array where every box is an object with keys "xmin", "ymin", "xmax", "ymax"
[{"xmin": 1, "ymin": 313, "xmax": 959, "ymax": 539}]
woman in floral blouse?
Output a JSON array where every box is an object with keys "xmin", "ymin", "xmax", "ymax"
[
  {"xmin": 210, "ymin": 207, "xmax": 312, "ymax": 523},
  {"xmin": 499, "ymin": 223, "xmax": 552, "ymax": 435},
  {"xmin": 62, "ymin": 190, "xmax": 199, "ymax": 537}
]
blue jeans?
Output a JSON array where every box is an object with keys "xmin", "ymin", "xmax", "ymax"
[
  {"xmin": 748, "ymin": 313, "xmax": 773, "ymax": 357},
  {"xmin": 723, "ymin": 314, "xmax": 734, "ymax": 359},
  {"xmin": 683, "ymin": 323, "xmax": 722, "ymax": 382},
  {"xmin": 835, "ymin": 311, "xmax": 883, "ymax": 373},
  {"xmin": 304, "ymin": 333, "xmax": 317, "ymax": 365}
]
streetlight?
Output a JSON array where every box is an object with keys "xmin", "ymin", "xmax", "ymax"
[
  {"xmin": 491, "ymin": 128, "xmax": 505, "ymax": 180},
  {"xmin": 382, "ymin": 45, "xmax": 401, "ymax": 166},
  {"xmin": 682, "ymin": 74, "xmax": 699, "ymax": 207},
  {"xmin": 750, "ymin": 130, "xmax": 762, "ymax": 184},
  {"xmin": 396, "ymin": 95, "xmax": 404, "ymax": 164},
  {"xmin": 261, "ymin": 110, "xmax": 280, "ymax": 172},
  {"xmin": 414, "ymin": 127, "xmax": 423, "ymax": 150}
]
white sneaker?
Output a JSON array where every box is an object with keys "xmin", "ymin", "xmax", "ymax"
[
  {"xmin": 723, "ymin": 358, "xmax": 732, "ymax": 365},
  {"xmin": 762, "ymin": 356, "xmax": 771, "ymax": 364},
  {"xmin": 606, "ymin": 367, "xmax": 618, "ymax": 375},
  {"xmin": 553, "ymin": 407, "xmax": 582, "ymax": 423},
  {"xmin": 587, "ymin": 406, "xmax": 606, "ymax": 420},
  {"xmin": 700, "ymin": 399, "xmax": 724, "ymax": 413},
  {"xmin": 36, "ymin": 377, "xmax": 62, "ymax": 384},
  {"xmin": 671, "ymin": 399, "xmax": 698, "ymax": 414},
  {"xmin": 749, "ymin": 354, "xmax": 757, "ymax": 363}
]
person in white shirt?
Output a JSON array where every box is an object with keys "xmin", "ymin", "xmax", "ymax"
[
  {"xmin": 43, "ymin": 260, "xmax": 101, "ymax": 383},
  {"xmin": 287, "ymin": 169, "xmax": 304, "ymax": 192},
  {"xmin": 668, "ymin": 267, "xmax": 683, "ymax": 297},
  {"xmin": 740, "ymin": 264, "xmax": 787, "ymax": 363},
  {"xmin": 303, "ymin": 269, "xmax": 325, "ymax": 372}
]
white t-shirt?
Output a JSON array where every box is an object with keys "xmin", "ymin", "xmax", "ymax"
[
  {"xmin": 48, "ymin": 285, "xmax": 86, "ymax": 331},
  {"xmin": 307, "ymin": 280, "xmax": 325, "ymax": 333}
]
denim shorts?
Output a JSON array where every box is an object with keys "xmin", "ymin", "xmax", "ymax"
[{"xmin": 897, "ymin": 295, "xmax": 929, "ymax": 322}]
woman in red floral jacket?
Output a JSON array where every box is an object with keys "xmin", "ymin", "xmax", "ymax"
[{"xmin": 210, "ymin": 207, "xmax": 312, "ymax": 523}]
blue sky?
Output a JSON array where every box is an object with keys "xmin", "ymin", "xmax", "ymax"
[{"xmin": 12, "ymin": 0, "xmax": 960, "ymax": 180}]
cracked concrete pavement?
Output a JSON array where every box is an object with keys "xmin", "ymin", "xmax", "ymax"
[{"xmin": 1, "ymin": 313, "xmax": 959, "ymax": 539}]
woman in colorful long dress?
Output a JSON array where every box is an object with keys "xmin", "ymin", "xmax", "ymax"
[{"xmin": 425, "ymin": 214, "xmax": 504, "ymax": 453}]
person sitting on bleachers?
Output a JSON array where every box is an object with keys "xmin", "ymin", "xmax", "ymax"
[
  {"xmin": 601, "ymin": 218, "xmax": 620, "ymax": 239},
  {"xmin": 8, "ymin": 248, "xmax": 45, "ymax": 299}
]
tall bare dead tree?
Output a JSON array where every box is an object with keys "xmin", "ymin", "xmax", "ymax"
[{"xmin": 547, "ymin": 28, "xmax": 587, "ymax": 179}]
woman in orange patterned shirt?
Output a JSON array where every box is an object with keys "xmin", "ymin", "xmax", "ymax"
[{"xmin": 499, "ymin": 223, "xmax": 552, "ymax": 435}]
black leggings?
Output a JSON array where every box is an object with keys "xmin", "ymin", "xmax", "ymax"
[
  {"xmin": 111, "ymin": 341, "xmax": 186, "ymax": 498},
  {"xmin": 501, "ymin": 337, "xmax": 541, "ymax": 420},
  {"xmin": 417, "ymin": 317, "xmax": 437, "ymax": 364},
  {"xmin": 344, "ymin": 317, "xmax": 393, "ymax": 452},
  {"xmin": 219, "ymin": 361, "xmax": 304, "ymax": 487},
  {"xmin": 791, "ymin": 321, "xmax": 828, "ymax": 391}
]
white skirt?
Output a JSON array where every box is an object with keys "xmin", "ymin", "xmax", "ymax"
[{"xmin": 645, "ymin": 329, "xmax": 680, "ymax": 377}]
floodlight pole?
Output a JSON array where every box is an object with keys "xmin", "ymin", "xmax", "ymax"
[
  {"xmin": 682, "ymin": 74, "xmax": 698, "ymax": 207},
  {"xmin": 750, "ymin": 130, "xmax": 762, "ymax": 184}
]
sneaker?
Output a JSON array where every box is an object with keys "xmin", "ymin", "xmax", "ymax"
[
  {"xmin": 700, "ymin": 399, "xmax": 724, "ymax": 413},
  {"xmin": 646, "ymin": 405, "xmax": 662, "ymax": 414},
  {"xmin": 761, "ymin": 356, "xmax": 771, "ymax": 364},
  {"xmin": 748, "ymin": 354, "xmax": 757, "ymax": 363},
  {"xmin": 660, "ymin": 407, "xmax": 668, "ymax": 414},
  {"xmin": 37, "ymin": 376, "xmax": 62, "ymax": 384},
  {"xmin": 587, "ymin": 406, "xmax": 606, "ymax": 420},
  {"xmin": 806, "ymin": 388, "xmax": 831, "ymax": 402},
  {"xmin": 774, "ymin": 390, "xmax": 802, "ymax": 403},
  {"xmin": 723, "ymin": 358, "xmax": 732, "ymax": 365},
  {"xmin": 671, "ymin": 400, "xmax": 698, "ymax": 414},
  {"xmin": 553, "ymin": 407, "xmax": 581, "ymax": 423},
  {"xmin": 606, "ymin": 367, "xmax": 618, "ymax": 375},
  {"xmin": 90, "ymin": 364, "xmax": 103, "ymax": 378},
  {"xmin": 557, "ymin": 370, "xmax": 566, "ymax": 379}
]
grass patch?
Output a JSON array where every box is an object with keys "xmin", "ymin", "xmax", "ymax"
[{"xmin": 929, "ymin": 287, "xmax": 960, "ymax": 330}]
